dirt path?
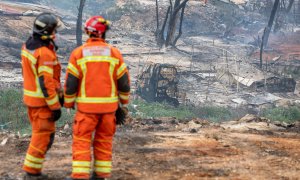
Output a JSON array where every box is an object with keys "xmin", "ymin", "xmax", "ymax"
[{"xmin": 1, "ymin": 124, "xmax": 300, "ymax": 180}]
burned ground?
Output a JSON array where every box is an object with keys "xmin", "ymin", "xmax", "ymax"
[{"xmin": 1, "ymin": 118, "xmax": 300, "ymax": 180}]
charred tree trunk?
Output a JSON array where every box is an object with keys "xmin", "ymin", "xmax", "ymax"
[
  {"xmin": 172, "ymin": 4, "xmax": 186, "ymax": 46},
  {"xmin": 165, "ymin": 0, "xmax": 189, "ymax": 47},
  {"xmin": 156, "ymin": 0, "xmax": 189, "ymax": 48},
  {"xmin": 260, "ymin": 0, "xmax": 280, "ymax": 69},
  {"xmin": 155, "ymin": 0, "xmax": 159, "ymax": 33},
  {"xmin": 157, "ymin": 6, "xmax": 171, "ymax": 47},
  {"xmin": 170, "ymin": 0, "xmax": 174, "ymax": 14},
  {"xmin": 274, "ymin": 0, "xmax": 295, "ymax": 32},
  {"xmin": 286, "ymin": 0, "xmax": 295, "ymax": 12},
  {"xmin": 76, "ymin": 0, "xmax": 86, "ymax": 46},
  {"xmin": 165, "ymin": 0, "xmax": 180, "ymax": 47},
  {"xmin": 281, "ymin": 0, "xmax": 295, "ymax": 12},
  {"xmin": 260, "ymin": 28, "xmax": 266, "ymax": 69},
  {"xmin": 263, "ymin": 0, "xmax": 280, "ymax": 46}
]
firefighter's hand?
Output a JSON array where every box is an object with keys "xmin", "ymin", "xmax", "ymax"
[
  {"xmin": 51, "ymin": 109, "xmax": 61, "ymax": 121},
  {"xmin": 116, "ymin": 106, "xmax": 127, "ymax": 125},
  {"xmin": 57, "ymin": 88, "xmax": 64, "ymax": 106},
  {"xmin": 59, "ymin": 96, "xmax": 64, "ymax": 107}
]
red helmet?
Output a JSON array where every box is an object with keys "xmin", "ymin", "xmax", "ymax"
[{"xmin": 84, "ymin": 16, "xmax": 110, "ymax": 36}]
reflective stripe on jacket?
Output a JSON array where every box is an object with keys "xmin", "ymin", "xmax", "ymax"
[
  {"xmin": 21, "ymin": 45, "xmax": 61, "ymax": 110},
  {"xmin": 64, "ymin": 38, "xmax": 130, "ymax": 113}
]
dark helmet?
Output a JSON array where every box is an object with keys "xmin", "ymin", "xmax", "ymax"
[{"xmin": 33, "ymin": 13, "xmax": 60, "ymax": 38}]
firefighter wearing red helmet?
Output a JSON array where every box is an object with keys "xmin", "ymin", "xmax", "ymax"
[{"xmin": 64, "ymin": 16, "xmax": 130, "ymax": 180}]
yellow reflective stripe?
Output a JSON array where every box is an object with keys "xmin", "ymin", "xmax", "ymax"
[
  {"xmin": 109, "ymin": 61, "xmax": 116, "ymax": 97},
  {"xmin": 81, "ymin": 63, "xmax": 87, "ymax": 97},
  {"xmin": 117, "ymin": 63, "xmax": 127, "ymax": 77},
  {"xmin": 78, "ymin": 55, "xmax": 119, "ymax": 99},
  {"xmin": 24, "ymin": 89, "xmax": 44, "ymax": 98},
  {"xmin": 76, "ymin": 97, "xmax": 118, "ymax": 103},
  {"xmin": 73, "ymin": 135, "xmax": 91, "ymax": 142},
  {"xmin": 46, "ymin": 95, "xmax": 59, "ymax": 106},
  {"xmin": 119, "ymin": 92, "xmax": 130, "ymax": 96},
  {"xmin": 95, "ymin": 161, "xmax": 112, "ymax": 167},
  {"xmin": 38, "ymin": 66, "xmax": 53, "ymax": 75},
  {"xmin": 65, "ymin": 96, "xmax": 76, "ymax": 103},
  {"xmin": 94, "ymin": 139, "xmax": 112, "ymax": 143},
  {"xmin": 72, "ymin": 161, "xmax": 91, "ymax": 167},
  {"xmin": 95, "ymin": 167, "xmax": 111, "ymax": 173},
  {"xmin": 24, "ymin": 159, "xmax": 42, "ymax": 169},
  {"xmin": 119, "ymin": 94, "xmax": 129, "ymax": 100},
  {"xmin": 22, "ymin": 50, "xmax": 44, "ymax": 98},
  {"xmin": 23, "ymin": 59, "xmax": 43, "ymax": 98},
  {"xmin": 77, "ymin": 56, "xmax": 119, "ymax": 65},
  {"xmin": 94, "ymin": 147, "xmax": 112, "ymax": 155},
  {"xmin": 21, "ymin": 50, "xmax": 37, "ymax": 64},
  {"xmin": 32, "ymin": 63, "xmax": 43, "ymax": 96},
  {"xmin": 30, "ymin": 144, "xmax": 45, "ymax": 154},
  {"xmin": 26, "ymin": 154, "xmax": 44, "ymax": 163},
  {"xmin": 72, "ymin": 167, "xmax": 90, "ymax": 174},
  {"xmin": 67, "ymin": 63, "xmax": 80, "ymax": 77}
]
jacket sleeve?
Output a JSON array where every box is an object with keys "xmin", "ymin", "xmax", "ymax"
[
  {"xmin": 37, "ymin": 49, "xmax": 61, "ymax": 110},
  {"xmin": 114, "ymin": 49, "xmax": 130, "ymax": 105},
  {"xmin": 64, "ymin": 50, "xmax": 81, "ymax": 108}
]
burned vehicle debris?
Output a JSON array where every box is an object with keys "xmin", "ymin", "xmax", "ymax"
[
  {"xmin": 136, "ymin": 63, "xmax": 179, "ymax": 106},
  {"xmin": 254, "ymin": 77, "xmax": 296, "ymax": 93}
]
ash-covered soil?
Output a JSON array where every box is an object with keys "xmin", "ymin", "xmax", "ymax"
[{"xmin": 0, "ymin": 117, "xmax": 300, "ymax": 180}]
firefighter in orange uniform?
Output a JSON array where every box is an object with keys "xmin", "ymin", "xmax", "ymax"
[
  {"xmin": 64, "ymin": 16, "xmax": 130, "ymax": 180},
  {"xmin": 21, "ymin": 13, "xmax": 63, "ymax": 179}
]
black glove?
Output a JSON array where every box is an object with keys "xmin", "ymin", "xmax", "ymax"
[
  {"xmin": 116, "ymin": 106, "xmax": 127, "ymax": 125},
  {"xmin": 59, "ymin": 96, "xmax": 64, "ymax": 107},
  {"xmin": 51, "ymin": 109, "xmax": 61, "ymax": 121}
]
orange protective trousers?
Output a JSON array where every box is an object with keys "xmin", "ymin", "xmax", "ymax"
[
  {"xmin": 23, "ymin": 107, "xmax": 55, "ymax": 174},
  {"xmin": 71, "ymin": 111, "xmax": 116, "ymax": 179}
]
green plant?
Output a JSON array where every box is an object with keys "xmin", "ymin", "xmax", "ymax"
[
  {"xmin": 192, "ymin": 106, "xmax": 235, "ymax": 122},
  {"xmin": 129, "ymin": 100, "xmax": 242, "ymax": 122},
  {"xmin": 262, "ymin": 106, "xmax": 300, "ymax": 123},
  {"xmin": 0, "ymin": 89, "xmax": 28, "ymax": 132},
  {"xmin": 129, "ymin": 100, "xmax": 196, "ymax": 119},
  {"xmin": 0, "ymin": 89, "xmax": 75, "ymax": 133}
]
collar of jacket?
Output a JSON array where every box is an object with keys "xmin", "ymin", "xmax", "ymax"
[
  {"xmin": 25, "ymin": 35, "xmax": 57, "ymax": 51},
  {"xmin": 25, "ymin": 35, "xmax": 49, "ymax": 50},
  {"xmin": 86, "ymin": 38, "xmax": 105, "ymax": 43}
]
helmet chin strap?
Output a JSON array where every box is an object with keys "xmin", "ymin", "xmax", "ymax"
[
  {"xmin": 38, "ymin": 34, "xmax": 58, "ymax": 51},
  {"xmin": 40, "ymin": 34, "xmax": 55, "ymax": 40},
  {"xmin": 40, "ymin": 34, "xmax": 58, "ymax": 51}
]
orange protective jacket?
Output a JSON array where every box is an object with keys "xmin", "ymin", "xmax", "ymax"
[
  {"xmin": 21, "ymin": 44, "xmax": 61, "ymax": 110},
  {"xmin": 64, "ymin": 38, "xmax": 130, "ymax": 113}
]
